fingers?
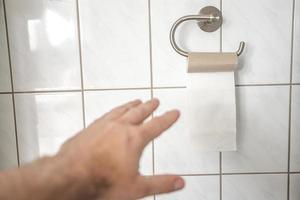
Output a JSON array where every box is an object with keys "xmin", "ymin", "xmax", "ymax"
[
  {"xmin": 103, "ymin": 99, "xmax": 142, "ymax": 120},
  {"xmin": 139, "ymin": 110, "xmax": 180, "ymax": 146},
  {"xmin": 136, "ymin": 175, "xmax": 185, "ymax": 198},
  {"xmin": 120, "ymin": 98, "xmax": 160, "ymax": 124}
]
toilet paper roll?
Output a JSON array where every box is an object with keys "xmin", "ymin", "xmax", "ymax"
[
  {"xmin": 186, "ymin": 52, "xmax": 237, "ymax": 152},
  {"xmin": 188, "ymin": 52, "xmax": 238, "ymax": 72}
]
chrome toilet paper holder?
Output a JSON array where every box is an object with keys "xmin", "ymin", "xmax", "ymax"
[{"xmin": 170, "ymin": 6, "xmax": 245, "ymax": 57}]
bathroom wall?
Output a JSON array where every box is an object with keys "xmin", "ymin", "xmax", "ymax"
[{"xmin": 0, "ymin": 0, "xmax": 299, "ymax": 199}]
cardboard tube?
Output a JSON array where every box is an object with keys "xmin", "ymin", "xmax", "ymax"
[{"xmin": 187, "ymin": 52, "xmax": 238, "ymax": 73}]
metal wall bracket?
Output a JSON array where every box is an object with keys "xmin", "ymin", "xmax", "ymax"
[
  {"xmin": 170, "ymin": 6, "xmax": 245, "ymax": 57},
  {"xmin": 197, "ymin": 6, "xmax": 223, "ymax": 32}
]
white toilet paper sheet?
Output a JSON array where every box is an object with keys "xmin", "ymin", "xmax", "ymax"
[{"xmin": 186, "ymin": 53, "xmax": 237, "ymax": 152}]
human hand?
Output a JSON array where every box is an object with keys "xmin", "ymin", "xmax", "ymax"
[{"xmin": 57, "ymin": 98, "xmax": 185, "ymax": 200}]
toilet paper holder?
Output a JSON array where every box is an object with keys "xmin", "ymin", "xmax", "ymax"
[{"xmin": 170, "ymin": 6, "xmax": 245, "ymax": 57}]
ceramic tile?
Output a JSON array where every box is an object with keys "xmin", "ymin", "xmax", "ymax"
[
  {"xmin": 293, "ymin": 0, "xmax": 300, "ymax": 83},
  {"xmin": 151, "ymin": 0, "xmax": 220, "ymax": 87},
  {"xmin": 156, "ymin": 176, "xmax": 219, "ymax": 200},
  {"xmin": 79, "ymin": 0, "xmax": 150, "ymax": 89},
  {"xmin": 0, "ymin": 0, "xmax": 11, "ymax": 92},
  {"xmin": 84, "ymin": 89, "xmax": 152, "ymax": 175},
  {"xmin": 222, "ymin": 86, "xmax": 289, "ymax": 173},
  {"xmin": 290, "ymin": 86, "xmax": 300, "ymax": 171},
  {"xmin": 15, "ymin": 92, "xmax": 83, "ymax": 165},
  {"xmin": 5, "ymin": 0, "xmax": 81, "ymax": 91},
  {"xmin": 290, "ymin": 174, "xmax": 300, "ymax": 200},
  {"xmin": 223, "ymin": 0, "xmax": 293, "ymax": 84},
  {"xmin": 153, "ymin": 88, "xmax": 220, "ymax": 174},
  {"xmin": 223, "ymin": 174, "xmax": 287, "ymax": 200},
  {"xmin": 0, "ymin": 94, "xmax": 18, "ymax": 170}
]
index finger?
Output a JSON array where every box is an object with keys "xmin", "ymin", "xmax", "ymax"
[
  {"xmin": 139, "ymin": 110, "xmax": 180, "ymax": 146},
  {"xmin": 102, "ymin": 99, "xmax": 142, "ymax": 120}
]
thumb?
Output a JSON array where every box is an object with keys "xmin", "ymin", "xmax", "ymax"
[{"xmin": 135, "ymin": 175, "xmax": 185, "ymax": 198}]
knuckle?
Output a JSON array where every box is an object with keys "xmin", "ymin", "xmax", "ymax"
[
  {"xmin": 116, "ymin": 117, "xmax": 126, "ymax": 124},
  {"xmin": 113, "ymin": 107, "xmax": 127, "ymax": 115},
  {"xmin": 137, "ymin": 106, "xmax": 148, "ymax": 117}
]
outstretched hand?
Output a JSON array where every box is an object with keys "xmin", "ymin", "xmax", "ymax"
[{"xmin": 58, "ymin": 98, "xmax": 185, "ymax": 200}]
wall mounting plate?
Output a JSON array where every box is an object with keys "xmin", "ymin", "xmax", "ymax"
[{"xmin": 197, "ymin": 6, "xmax": 223, "ymax": 32}]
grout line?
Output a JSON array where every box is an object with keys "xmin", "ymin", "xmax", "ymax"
[
  {"xmin": 0, "ymin": 92, "xmax": 12, "ymax": 94},
  {"xmin": 1, "ymin": 83, "xmax": 300, "ymax": 96},
  {"xmin": 180, "ymin": 173, "xmax": 220, "ymax": 177},
  {"xmin": 148, "ymin": 3, "xmax": 154, "ymax": 98},
  {"xmin": 287, "ymin": 71, "xmax": 292, "ymax": 200},
  {"xmin": 13, "ymin": 89, "xmax": 82, "ymax": 94},
  {"xmin": 75, "ymin": 0, "xmax": 86, "ymax": 128},
  {"xmin": 219, "ymin": 152, "xmax": 223, "ymax": 200},
  {"xmin": 219, "ymin": 1, "xmax": 223, "ymax": 200},
  {"xmin": 147, "ymin": 0, "xmax": 156, "ymax": 199},
  {"xmin": 3, "ymin": 0, "xmax": 20, "ymax": 166},
  {"xmin": 222, "ymin": 172, "xmax": 289, "ymax": 175},
  {"xmin": 85, "ymin": 87, "xmax": 151, "ymax": 92},
  {"xmin": 153, "ymin": 86, "xmax": 186, "ymax": 89},
  {"xmin": 287, "ymin": 0, "xmax": 296, "ymax": 199},
  {"xmin": 289, "ymin": 172, "xmax": 300, "ymax": 174},
  {"xmin": 236, "ymin": 83, "xmax": 291, "ymax": 87},
  {"xmin": 290, "ymin": 0, "xmax": 296, "ymax": 86},
  {"xmin": 174, "ymin": 172, "xmax": 298, "ymax": 177}
]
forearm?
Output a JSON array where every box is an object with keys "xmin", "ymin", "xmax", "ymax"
[{"xmin": 0, "ymin": 155, "xmax": 99, "ymax": 200}]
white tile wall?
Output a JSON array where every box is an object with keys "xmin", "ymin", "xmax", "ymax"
[
  {"xmin": 84, "ymin": 90, "xmax": 150, "ymax": 125},
  {"xmin": 5, "ymin": 0, "xmax": 81, "ymax": 91},
  {"xmin": 153, "ymin": 88, "xmax": 220, "ymax": 174},
  {"xmin": 0, "ymin": 0, "xmax": 11, "ymax": 92},
  {"xmin": 14, "ymin": 92, "xmax": 83, "ymax": 164},
  {"xmin": 293, "ymin": 0, "xmax": 300, "ymax": 83},
  {"xmin": 290, "ymin": 86, "xmax": 300, "ymax": 171},
  {"xmin": 84, "ymin": 89, "xmax": 152, "ymax": 175},
  {"xmin": 290, "ymin": 174, "xmax": 300, "ymax": 200},
  {"xmin": 79, "ymin": 0, "xmax": 151, "ymax": 89},
  {"xmin": 222, "ymin": 86, "xmax": 290, "ymax": 173},
  {"xmin": 0, "ymin": 0, "xmax": 299, "ymax": 199},
  {"xmin": 0, "ymin": 94, "xmax": 18, "ymax": 170},
  {"xmin": 223, "ymin": 174, "xmax": 287, "ymax": 200},
  {"xmin": 223, "ymin": 0, "xmax": 293, "ymax": 84},
  {"xmin": 151, "ymin": 0, "xmax": 220, "ymax": 87},
  {"xmin": 156, "ymin": 176, "xmax": 219, "ymax": 200}
]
